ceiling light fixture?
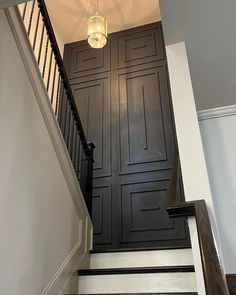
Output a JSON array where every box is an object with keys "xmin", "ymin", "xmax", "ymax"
[{"xmin": 87, "ymin": 0, "xmax": 107, "ymax": 49}]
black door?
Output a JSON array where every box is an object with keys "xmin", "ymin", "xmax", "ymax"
[{"xmin": 64, "ymin": 22, "xmax": 190, "ymax": 251}]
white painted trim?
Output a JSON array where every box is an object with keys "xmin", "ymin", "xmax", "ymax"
[
  {"xmin": 198, "ymin": 104, "xmax": 236, "ymax": 121},
  {"xmin": 41, "ymin": 238, "xmax": 83, "ymax": 295},
  {"xmin": 5, "ymin": 6, "xmax": 92, "ymax": 227}
]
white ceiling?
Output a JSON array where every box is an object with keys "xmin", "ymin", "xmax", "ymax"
[{"xmin": 45, "ymin": 0, "xmax": 161, "ymax": 44}]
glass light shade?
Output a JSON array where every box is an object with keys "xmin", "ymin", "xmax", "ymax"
[{"xmin": 87, "ymin": 12, "xmax": 107, "ymax": 49}]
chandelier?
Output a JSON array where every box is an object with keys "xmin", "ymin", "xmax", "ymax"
[{"xmin": 87, "ymin": 0, "xmax": 107, "ymax": 49}]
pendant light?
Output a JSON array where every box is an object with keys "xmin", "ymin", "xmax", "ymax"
[{"xmin": 87, "ymin": 0, "xmax": 107, "ymax": 49}]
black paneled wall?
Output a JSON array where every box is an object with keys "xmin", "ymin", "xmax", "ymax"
[{"xmin": 64, "ymin": 22, "xmax": 190, "ymax": 251}]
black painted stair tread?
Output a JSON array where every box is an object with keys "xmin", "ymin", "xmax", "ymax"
[{"xmin": 78, "ymin": 265, "xmax": 195, "ymax": 276}]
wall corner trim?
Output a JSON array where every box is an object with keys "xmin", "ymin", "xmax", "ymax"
[{"xmin": 198, "ymin": 104, "xmax": 236, "ymax": 121}]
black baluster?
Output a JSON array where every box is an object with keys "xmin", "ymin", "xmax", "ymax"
[
  {"xmin": 61, "ymin": 95, "xmax": 68, "ymax": 138},
  {"xmin": 80, "ymin": 149, "xmax": 86, "ymax": 193},
  {"xmin": 77, "ymin": 136, "xmax": 83, "ymax": 181},
  {"xmin": 58, "ymin": 82, "xmax": 66, "ymax": 126},
  {"xmin": 28, "ymin": 0, "xmax": 36, "ymax": 36},
  {"xmin": 78, "ymin": 135, "xmax": 82, "ymax": 180},
  {"xmin": 75, "ymin": 130, "xmax": 80, "ymax": 179},
  {"xmin": 66, "ymin": 107, "xmax": 72, "ymax": 148},
  {"xmin": 72, "ymin": 121, "xmax": 77, "ymax": 169},
  {"xmin": 69, "ymin": 115, "xmax": 75, "ymax": 159},
  {"xmin": 50, "ymin": 60, "xmax": 57, "ymax": 104},
  {"xmin": 42, "ymin": 36, "xmax": 49, "ymax": 78},
  {"xmin": 84, "ymin": 143, "xmax": 95, "ymax": 217},
  {"xmin": 55, "ymin": 73, "xmax": 61, "ymax": 117},
  {"xmin": 73, "ymin": 128, "xmax": 77, "ymax": 168},
  {"xmin": 22, "ymin": 2, "xmax": 28, "ymax": 20},
  {"xmin": 78, "ymin": 142, "xmax": 95, "ymax": 216},
  {"xmin": 47, "ymin": 48, "xmax": 53, "ymax": 91},
  {"xmin": 38, "ymin": 24, "xmax": 45, "ymax": 65},
  {"xmin": 32, "ymin": 9, "xmax": 40, "ymax": 51}
]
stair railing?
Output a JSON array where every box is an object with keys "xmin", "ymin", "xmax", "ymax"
[
  {"xmin": 18, "ymin": 0, "xmax": 95, "ymax": 216},
  {"xmin": 167, "ymin": 152, "xmax": 229, "ymax": 294}
]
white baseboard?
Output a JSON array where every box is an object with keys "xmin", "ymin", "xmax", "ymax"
[{"xmin": 198, "ymin": 104, "xmax": 236, "ymax": 121}]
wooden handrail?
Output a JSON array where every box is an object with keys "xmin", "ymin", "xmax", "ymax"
[{"xmin": 167, "ymin": 152, "xmax": 229, "ymax": 294}]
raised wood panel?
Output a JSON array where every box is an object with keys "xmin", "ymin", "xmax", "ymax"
[
  {"xmin": 115, "ymin": 23, "xmax": 164, "ymax": 69},
  {"xmin": 71, "ymin": 76, "xmax": 111, "ymax": 178},
  {"xmin": 119, "ymin": 65, "xmax": 175, "ymax": 174},
  {"xmin": 92, "ymin": 185, "xmax": 112, "ymax": 245},
  {"xmin": 120, "ymin": 180, "xmax": 188, "ymax": 245},
  {"xmin": 64, "ymin": 40, "xmax": 111, "ymax": 79}
]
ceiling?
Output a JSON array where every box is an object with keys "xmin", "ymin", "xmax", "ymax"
[{"xmin": 45, "ymin": 0, "xmax": 161, "ymax": 44}]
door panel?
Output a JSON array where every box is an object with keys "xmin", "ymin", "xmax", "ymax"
[
  {"xmin": 64, "ymin": 22, "xmax": 190, "ymax": 251},
  {"xmin": 92, "ymin": 185, "xmax": 112, "ymax": 244},
  {"xmin": 64, "ymin": 40, "xmax": 111, "ymax": 79},
  {"xmin": 118, "ymin": 65, "xmax": 175, "ymax": 174},
  {"xmin": 115, "ymin": 23, "xmax": 165, "ymax": 69},
  {"xmin": 71, "ymin": 76, "xmax": 111, "ymax": 178},
  {"xmin": 120, "ymin": 180, "xmax": 187, "ymax": 244}
]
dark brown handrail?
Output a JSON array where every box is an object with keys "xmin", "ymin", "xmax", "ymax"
[{"xmin": 167, "ymin": 152, "xmax": 229, "ymax": 294}]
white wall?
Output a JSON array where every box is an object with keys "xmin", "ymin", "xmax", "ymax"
[
  {"xmin": 159, "ymin": 0, "xmax": 236, "ymax": 111},
  {"xmin": 199, "ymin": 106, "xmax": 236, "ymax": 274},
  {"xmin": 0, "ymin": 9, "xmax": 90, "ymax": 294}
]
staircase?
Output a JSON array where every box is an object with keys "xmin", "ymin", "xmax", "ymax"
[
  {"xmin": 66, "ymin": 249, "xmax": 198, "ymax": 294},
  {"xmin": 8, "ymin": 1, "xmax": 229, "ymax": 294}
]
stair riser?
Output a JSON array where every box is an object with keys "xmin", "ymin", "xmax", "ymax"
[
  {"xmin": 78, "ymin": 273, "xmax": 197, "ymax": 294},
  {"xmin": 89, "ymin": 249, "xmax": 194, "ymax": 269}
]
